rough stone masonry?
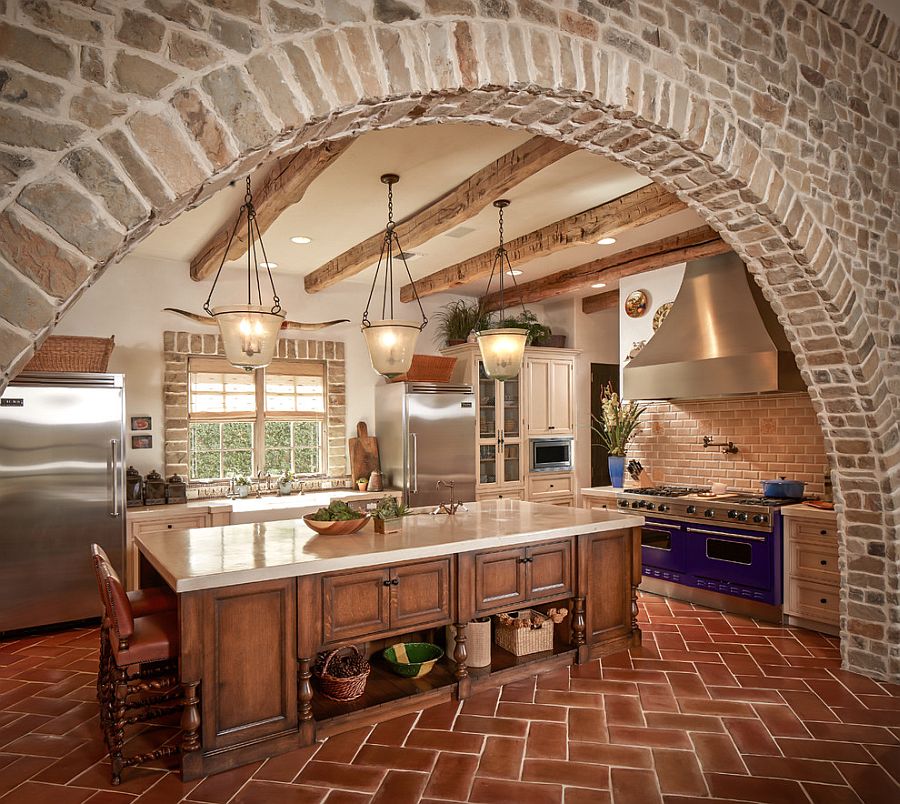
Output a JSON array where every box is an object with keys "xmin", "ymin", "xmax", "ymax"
[{"xmin": 0, "ymin": 1, "xmax": 896, "ymax": 681}]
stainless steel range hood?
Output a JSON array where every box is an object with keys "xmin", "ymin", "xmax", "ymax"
[{"xmin": 623, "ymin": 252, "xmax": 805, "ymax": 400}]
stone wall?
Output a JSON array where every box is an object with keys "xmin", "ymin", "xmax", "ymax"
[
  {"xmin": 630, "ymin": 393, "xmax": 830, "ymax": 497},
  {"xmin": 0, "ymin": 1, "xmax": 896, "ymax": 679},
  {"xmin": 163, "ymin": 330, "xmax": 347, "ymax": 479}
]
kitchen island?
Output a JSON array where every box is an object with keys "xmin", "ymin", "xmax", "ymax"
[{"xmin": 135, "ymin": 499, "xmax": 644, "ymax": 780}]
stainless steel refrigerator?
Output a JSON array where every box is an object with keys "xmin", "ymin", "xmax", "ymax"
[
  {"xmin": 375, "ymin": 383, "xmax": 475, "ymax": 508},
  {"xmin": 0, "ymin": 373, "xmax": 126, "ymax": 632}
]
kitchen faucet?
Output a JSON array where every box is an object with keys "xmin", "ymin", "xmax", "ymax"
[
  {"xmin": 703, "ymin": 435, "xmax": 739, "ymax": 454},
  {"xmin": 432, "ymin": 480, "xmax": 467, "ymax": 516}
]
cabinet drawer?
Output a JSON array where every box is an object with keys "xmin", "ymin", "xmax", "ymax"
[
  {"xmin": 788, "ymin": 577, "xmax": 839, "ymax": 625},
  {"xmin": 791, "ymin": 520, "xmax": 837, "ymax": 543},
  {"xmin": 529, "ymin": 475, "xmax": 573, "ymax": 496},
  {"xmin": 474, "ymin": 547, "xmax": 527, "ymax": 613},
  {"xmin": 477, "ymin": 489, "xmax": 524, "ymax": 501},
  {"xmin": 391, "ymin": 559, "xmax": 452, "ymax": 631},
  {"xmin": 790, "ymin": 539, "xmax": 839, "ymax": 584},
  {"xmin": 527, "ymin": 539, "xmax": 573, "ymax": 600},
  {"xmin": 322, "ymin": 568, "xmax": 391, "ymax": 644},
  {"xmin": 136, "ymin": 514, "xmax": 209, "ymax": 534}
]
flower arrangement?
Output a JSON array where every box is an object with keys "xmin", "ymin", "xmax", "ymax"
[{"xmin": 591, "ymin": 383, "xmax": 646, "ymax": 457}]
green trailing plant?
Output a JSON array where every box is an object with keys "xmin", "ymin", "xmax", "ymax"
[
  {"xmin": 373, "ymin": 496, "xmax": 411, "ymax": 521},
  {"xmin": 590, "ymin": 382, "xmax": 646, "ymax": 457},
  {"xmin": 433, "ymin": 299, "xmax": 489, "ymax": 346},
  {"xmin": 494, "ymin": 309, "xmax": 552, "ymax": 345}
]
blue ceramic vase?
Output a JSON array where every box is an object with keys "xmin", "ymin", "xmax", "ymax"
[{"xmin": 608, "ymin": 456, "xmax": 626, "ymax": 488}]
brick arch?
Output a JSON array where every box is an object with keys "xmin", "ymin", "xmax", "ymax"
[{"xmin": 0, "ymin": 4, "xmax": 896, "ymax": 680}]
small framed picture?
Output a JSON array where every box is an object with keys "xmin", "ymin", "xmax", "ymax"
[
  {"xmin": 131, "ymin": 416, "xmax": 152, "ymax": 431},
  {"xmin": 131, "ymin": 435, "xmax": 152, "ymax": 449}
]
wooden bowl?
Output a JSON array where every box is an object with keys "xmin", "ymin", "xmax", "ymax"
[{"xmin": 302, "ymin": 514, "xmax": 370, "ymax": 536}]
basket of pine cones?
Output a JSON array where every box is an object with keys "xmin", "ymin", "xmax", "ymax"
[
  {"xmin": 494, "ymin": 608, "xmax": 568, "ymax": 656},
  {"xmin": 313, "ymin": 645, "xmax": 371, "ymax": 701}
]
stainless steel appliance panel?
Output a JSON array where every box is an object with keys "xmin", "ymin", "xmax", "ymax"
[
  {"xmin": 406, "ymin": 387, "xmax": 475, "ymax": 507},
  {"xmin": 530, "ymin": 437, "xmax": 574, "ymax": 473},
  {"xmin": 0, "ymin": 374, "xmax": 125, "ymax": 631}
]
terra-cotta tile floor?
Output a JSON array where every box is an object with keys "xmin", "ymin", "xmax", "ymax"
[{"xmin": 1, "ymin": 594, "xmax": 898, "ymax": 804}]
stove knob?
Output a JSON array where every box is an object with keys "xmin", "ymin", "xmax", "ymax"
[
  {"xmin": 631, "ymin": 501, "xmax": 640, "ymax": 509},
  {"xmin": 618, "ymin": 500, "xmax": 628, "ymax": 509},
  {"xmin": 737, "ymin": 512, "xmax": 748, "ymax": 522},
  {"xmin": 637, "ymin": 500, "xmax": 647, "ymax": 508},
  {"xmin": 686, "ymin": 505, "xmax": 696, "ymax": 514},
  {"xmin": 658, "ymin": 504, "xmax": 669, "ymax": 513},
  {"xmin": 645, "ymin": 502, "xmax": 656, "ymax": 511},
  {"xmin": 727, "ymin": 510, "xmax": 737, "ymax": 519},
  {"xmin": 752, "ymin": 514, "xmax": 764, "ymax": 523},
  {"xmin": 704, "ymin": 509, "xmax": 715, "ymax": 518}
]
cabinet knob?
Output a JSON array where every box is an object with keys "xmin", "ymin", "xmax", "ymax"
[
  {"xmin": 549, "ymin": 484, "xmax": 554, "ymax": 488},
  {"xmin": 820, "ymin": 529, "xmax": 827, "ymax": 535},
  {"xmin": 820, "ymin": 559, "xmax": 828, "ymax": 566},
  {"xmin": 391, "ymin": 578, "xmax": 400, "ymax": 586},
  {"xmin": 820, "ymin": 598, "xmax": 827, "ymax": 604},
  {"xmin": 383, "ymin": 579, "xmax": 391, "ymax": 587},
  {"xmin": 167, "ymin": 524, "xmax": 172, "ymax": 529}
]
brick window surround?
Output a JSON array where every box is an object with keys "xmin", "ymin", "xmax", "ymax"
[
  {"xmin": 163, "ymin": 331, "xmax": 346, "ymax": 481},
  {"xmin": 0, "ymin": 3, "xmax": 896, "ymax": 682}
]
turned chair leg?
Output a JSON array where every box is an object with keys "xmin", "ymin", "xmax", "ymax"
[{"xmin": 109, "ymin": 665, "xmax": 131, "ymax": 785}]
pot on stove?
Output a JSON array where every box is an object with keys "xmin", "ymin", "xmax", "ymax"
[{"xmin": 760, "ymin": 476, "xmax": 805, "ymax": 498}]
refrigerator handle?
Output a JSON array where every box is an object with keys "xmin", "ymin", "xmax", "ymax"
[
  {"xmin": 108, "ymin": 439, "xmax": 120, "ymax": 518},
  {"xmin": 410, "ymin": 432, "xmax": 418, "ymax": 494}
]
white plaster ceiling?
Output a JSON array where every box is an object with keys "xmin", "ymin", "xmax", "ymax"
[{"xmin": 134, "ymin": 122, "xmax": 705, "ymax": 300}]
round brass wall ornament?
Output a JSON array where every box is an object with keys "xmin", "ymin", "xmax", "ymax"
[
  {"xmin": 652, "ymin": 302, "xmax": 673, "ymax": 331},
  {"xmin": 624, "ymin": 289, "xmax": 649, "ymax": 318}
]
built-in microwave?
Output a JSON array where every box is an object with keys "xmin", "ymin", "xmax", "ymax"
[{"xmin": 530, "ymin": 437, "xmax": 574, "ymax": 473}]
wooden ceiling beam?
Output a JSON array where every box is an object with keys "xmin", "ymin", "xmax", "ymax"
[
  {"xmin": 399, "ymin": 182, "xmax": 685, "ymax": 303},
  {"xmin": 303, "ymin": 136, "xmax": 577, "ymax": 294},
  {"xmin": 481, "ymin": 225, "xmax": 730, "ymax": 312},
  {"xmin": 190, "ymin": 138, "xmax": 351, "ymax": 281},
  {"xmin": 581, "ymin": 290, "xmax": 619, "ymax": 314}
]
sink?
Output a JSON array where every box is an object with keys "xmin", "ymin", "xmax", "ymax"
[{"xmin": 226, "ymin": 490, "xmax": 376, "ymax": 525}]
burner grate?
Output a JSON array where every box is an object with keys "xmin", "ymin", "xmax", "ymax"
[
  {"xmin": 621, "ymin": 486, "xmax": 710, "ymax": 497},
  {"xmin": 729, "ymin": 496, "xmax": 806, "ymax": 506}
]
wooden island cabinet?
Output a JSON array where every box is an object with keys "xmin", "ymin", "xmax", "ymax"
[{"xmin": 136, "ymin": 500, "xmax": 643, "ymax": 780}]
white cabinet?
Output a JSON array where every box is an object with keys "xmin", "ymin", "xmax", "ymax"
[
  {"xmin": 525, "ymin": 356, "xmax": 574, "ymax": 435},
  {"xmin": 527, "ymin": 471, "xmax": 575, "ymax": 508},
  {"xmin": 782, "ymin": 506, "xmax": 839, "ymax": 635},
  {"xmin": 475, "ymin": 357, "xmax": 524, "ymax": 496}
]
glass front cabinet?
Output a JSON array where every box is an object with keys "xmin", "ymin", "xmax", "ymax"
[{"xmin": 475, "ymin": 358, "xmax": 524, "ymax": 498}]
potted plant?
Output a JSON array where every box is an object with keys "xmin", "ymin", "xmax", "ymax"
[
  {"xmin": 278, "ymin": 471, "xmax": 294, "ymax": 496},
  {"xmin": 357, "ymin": 476, "xmax": 369, "ymax": 492},
  {"xmin": 591, "ymin": 383, "xmax": 646, "ymax": 488},
  {"xmin": 496, "ymin": 310, "xmax": 553, "ymax": 346},
  {"xmin": 434, "ymin": 299, "xmax": 489, "ymax": 347},
  {"xmin": 373, "ymin": 495, "xmax": 411, "ymax": 534},
  {"xmin": 233, "ymin": 474, "xmax": 251, "ymax": 498}
]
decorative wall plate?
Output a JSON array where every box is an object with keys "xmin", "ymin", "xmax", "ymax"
[
  {"xmin": 652, "ymin": 302, "xmax": 673, "ymax": 331},
  {"xmin": 624, "ymin": 290, "xmax": 649, "ymax": 318}
]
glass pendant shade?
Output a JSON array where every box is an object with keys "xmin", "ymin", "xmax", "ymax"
[
  {"xmin": 361, "ymin": 319, "xmax": 420, "ymax": 378},
  {"xmin": 475, "ymin": 327, "xmax": 528, "ymax": 382},
  {"xmin": 212, "ymin": 305, "xmax": 285, "ymax": 371}
]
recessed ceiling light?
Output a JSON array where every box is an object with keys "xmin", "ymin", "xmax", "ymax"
[
  {"xmin": 260, "ymin": 261, "xmax": 277, "ymax": 269},
  {"xmin": 591, "ymin": 282, "xmax": 607, "ymax": 289},
  {"xmin": 506, "ymin": 269, "xmax": 523, "ymax": 277},
  {"xmin": 290, "ymin": 235, "xmax": 312, "ymax": 244},
  {"xmin": 597, "ymin": 237, "xmax": 617, "ymax": 245}
]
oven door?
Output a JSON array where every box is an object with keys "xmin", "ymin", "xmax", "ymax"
[
  {"xmin": 684, "ymin": 524, "xmax": 772, "ymax": 594},
  {"xmin": 640, "ymin": 518, "xmax": 685, "ymax": 575}
]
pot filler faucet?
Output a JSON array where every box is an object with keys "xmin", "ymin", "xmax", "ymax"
[
  {"xmin": 703, "ymin": 435, "xmax": 739, "ymax": 454},
  {"xmin": 432, "ymin": 480, "xmax": 467, "ymax": 516}
]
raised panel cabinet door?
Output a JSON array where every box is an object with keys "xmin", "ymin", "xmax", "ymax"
[
  {"xmin": 322, "ymin": 568, "xmax": 391, "ymax": 644},
  {"xmin": 526, "ymin": 359, "xmax": 550, "ymax": 433},
  {"xmin": 391, "ymin": 559, "xmax": 452, "ymax": 630},
  {"xmin": 526, "ymin": 539, "xmax": 573, "ymax": 600},
  {"xmin": 582, "ymin": 531, "xmax": 632, "ymax": 644},
  {"xmin": 200, "ymin": 578, "xmax": 298, "ymax": 752},
  {"xmin": 550, "ymin": 360, "xmax": 574, "ymax": 432},
  {"xmin": 474, "ymin": 547, "xmax": 527, "ymax": 614}
]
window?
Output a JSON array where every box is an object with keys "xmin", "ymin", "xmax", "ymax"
[{"xmin": 188, "ymin": 357, "xmax": 326, "ymax": 481}]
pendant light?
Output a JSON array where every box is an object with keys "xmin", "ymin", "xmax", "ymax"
[
  {"xmin": 203, "ymin": 177, "xmax": 285, "ymax": 371},
  {"xmin": 361, "ymin": 174, "xmax": 428, "ymax": 378},
  {"xmin": 475, "ymin": 200, "xmax": 529, "ymax": 381}
]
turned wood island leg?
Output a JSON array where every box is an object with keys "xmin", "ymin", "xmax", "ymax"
[
  {"xmin": 298, "ymin": 658, "xmax": 314, "ymax": 735},
  {"xmin": 572, "ymin": 596, "xmax": 586, "ymax": 650},
  {"xmin": 453, "ymin": 622, "xmax": 468, "ymax": 680},
  {"xmin": 181, "ymin": 681, "xmax": 201, "ymax": 754}
]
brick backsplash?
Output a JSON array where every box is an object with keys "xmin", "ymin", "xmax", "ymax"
[{"xmin": 629, "ymin": 394, "xmax": 829, "ymax": 497}]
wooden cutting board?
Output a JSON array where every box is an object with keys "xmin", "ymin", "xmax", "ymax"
[{"xmin": 349, "ymin": 421, "xmax": 380, "ymax": 483}]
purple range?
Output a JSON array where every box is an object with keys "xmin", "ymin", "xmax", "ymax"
[{"xmin": 616, "ymin": 486, "xmax": 806, "ymax": 615}]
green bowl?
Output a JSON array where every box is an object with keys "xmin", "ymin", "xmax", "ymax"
[{"xmin": 383, "ymin": 642, "xmax": 444, "ymax": 679}]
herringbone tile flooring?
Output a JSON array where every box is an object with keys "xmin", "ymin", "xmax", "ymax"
[{"xmin": 1, "ymin": 594, "xmax": 898, "ymax": 803}]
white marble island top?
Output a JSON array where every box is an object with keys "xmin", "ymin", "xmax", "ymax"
[{"xmin": 135, "ymin": 499, "xmax": 645, "ymax": 593}]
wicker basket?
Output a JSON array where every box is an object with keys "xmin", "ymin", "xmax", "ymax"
[
  {"xmin": 446, "ymin": 619, "xmax": 492, "ymax": 667},
  {"xmin": 313, "ymin": 646, "xmax": 370, "ymax": 701},
  {"xmin": 387, "ymin": 354, "xmax": 457, "ymax": 383},
  {"xmin": 494, "ymin": 610, "xmax": 554, "ymax": 657},
  {"xmin": 24, "ymin": 336, "xmax": 115, "ymax": 373}
]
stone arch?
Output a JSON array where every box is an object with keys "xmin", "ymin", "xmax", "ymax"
[{"xmin": 0, "ymin": 3, "xmax": 896, "ymax": 680}]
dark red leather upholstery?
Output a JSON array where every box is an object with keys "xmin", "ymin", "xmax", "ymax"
[
  {"xmin": 97, "ymin": 558, "xmax": 134, "ymax": 641},
  {"xmin": 90, "ymin": 544, "xmax": 176, "ymax": 617},
  {"xmin": 110, "ymin": 610, "xmax": 179, "ymax": 666}
]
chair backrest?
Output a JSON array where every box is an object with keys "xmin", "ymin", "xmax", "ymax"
[{"xmin": 93, "ymin": 546, "xmax": 134, "ymax": 642}]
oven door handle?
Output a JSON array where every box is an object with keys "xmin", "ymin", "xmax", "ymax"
[
  {"xmin": 686, "ymin": 527, "xmax": 766, "ymax": 542},
  {"xmin": 643, "ymin": 522, "xmax": 681, "ymax": 530}
]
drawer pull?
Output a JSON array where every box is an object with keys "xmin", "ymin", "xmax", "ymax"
[
  {"xmin": 167, "ymin": 524, "xmax": 173, "ymax": 529},
  {"xmin": 820, "ymin": 598, "xmax": 827, "ymax": 604},
  {"xmin": 549, "ymin": 484, "xmax": 555, "ymax": 488},
  {"xmin": 820, "ymin": 559, "xmax": 828, "ymax": 566},
  {"xmin": 820, "ymin": 529, "xmax": 827, "ymax": 535}
]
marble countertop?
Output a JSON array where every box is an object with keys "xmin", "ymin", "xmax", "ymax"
[{"xmin": 135, "ymin": 499, "xmax": 644, "ymax": 593}]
